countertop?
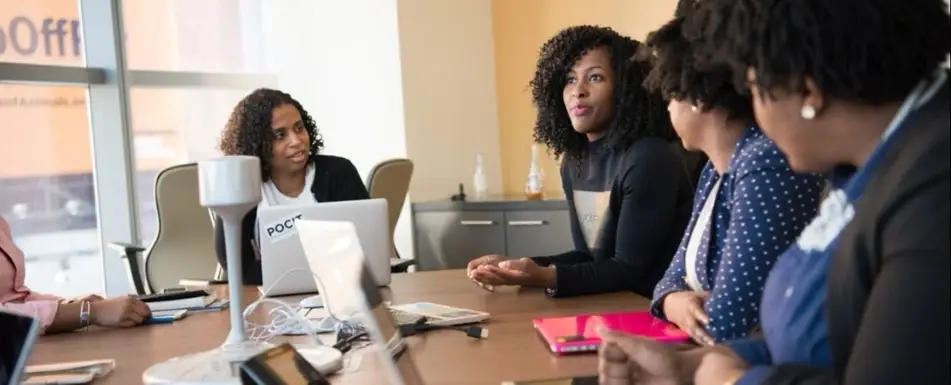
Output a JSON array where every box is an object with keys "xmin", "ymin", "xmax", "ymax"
[{"xmin": 411, "ymin": 194, "xmax": 568, "ymax": 212}]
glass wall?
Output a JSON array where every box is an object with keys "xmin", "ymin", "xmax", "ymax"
[{"xmin": 1, "ymin": 0, "xmax": 277, "ymax": 296}]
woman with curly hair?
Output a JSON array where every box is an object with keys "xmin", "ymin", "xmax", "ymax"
[
  {"xmin": 214, "ymin": 88, "xmax": 368, "ymax": 285},
  {"xmin": 467, "ymin": 25, "xmax": 695, "ymax": 298},
  {"xmin": 642, "ymin": 17, "xmax": 824, "ymax": 345},
  {"xmin": 598, "ymin": 0, "xmax": 949, "ymax": 384}
]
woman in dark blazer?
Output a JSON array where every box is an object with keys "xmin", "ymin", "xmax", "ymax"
[{"xmin": 215, "ymin": 88, "xmax": 369, "ymax": 285}]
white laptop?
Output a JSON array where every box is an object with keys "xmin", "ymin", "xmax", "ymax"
[
  {"xmin": 256, "ymin": 198, "xmax": 392, "ymax": 296},
  {"xmin": 296, "ymin": 219, "xmax": 490, "ymax": 328},
  {"xmin": 0, "ymin": 310, "xmax": 41, "ymax": 385}
]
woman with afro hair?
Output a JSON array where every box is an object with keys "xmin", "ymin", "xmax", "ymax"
[
  {"xmin": 467, "ymin": 25, "xmax": 695, "ymax": 299},
  {"xmin": 214, "ymin": 88, "xmax": 369, "ymax": 285},
  {"xmin": 598, "ymin": 0, "xmax": 949, "ymax": 384}
]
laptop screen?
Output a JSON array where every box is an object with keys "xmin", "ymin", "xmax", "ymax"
[{"xmin": 0, "ymin": 310, "xmax": 40, "ymax": 385}]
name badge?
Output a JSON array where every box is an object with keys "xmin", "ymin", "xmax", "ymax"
[{"xmin": 264, "ymin": 213, "xmax": 304, "ymax": 243}]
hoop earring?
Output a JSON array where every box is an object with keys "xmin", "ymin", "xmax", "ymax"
[{"xmin": 800, "ymin": 105, "xmax": 816, "ymax": 120}]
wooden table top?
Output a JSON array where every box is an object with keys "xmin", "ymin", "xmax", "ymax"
[{"xmin": 29, "ymin": 270, "xmax": 648, "ymax": 384}]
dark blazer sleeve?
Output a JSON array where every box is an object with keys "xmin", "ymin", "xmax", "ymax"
[
  {"xmin": 547, "ymin": 146, "xmax": 686, "ymax": 297},
  {"xmin": 760, "ymin": 178, "xmax": 950, "ymax": 385}
]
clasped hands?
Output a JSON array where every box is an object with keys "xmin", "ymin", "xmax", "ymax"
[{"xmin": 466, "ymin": 254, "xmax": 556, "ymax": 291}]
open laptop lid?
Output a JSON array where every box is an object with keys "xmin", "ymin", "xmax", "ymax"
[
  {"xmin": 257, "ymin": 199, "xmax": 392, "ymax": 296},
  {"xmin": 0, "ymin": 310, "xmax": 42, "ymax": 385},
  {"xmin": 296, "ymin": 219, "xmax": 424, "ymax": 385}
]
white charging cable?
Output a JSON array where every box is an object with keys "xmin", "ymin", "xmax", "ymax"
[{"xmin": 241, "ymin": 268, "xmax": 363, "ymax": 346}]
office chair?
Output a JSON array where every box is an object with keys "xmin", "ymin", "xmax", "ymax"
[
  {"xmin": 109, "ymin": 163, "xmax": 220, "ymax": 294},
  {"xmin": 364, "ymin": 158, "xmax": 415, "ymax": 273}
]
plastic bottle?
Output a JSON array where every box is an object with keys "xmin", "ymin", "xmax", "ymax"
[
  {"xmin": 525, "ymin": 144, "xmax": 544, "ymax": 200},
  {"xmin": 473, "ymin": 152, "xmax": 487, "ymax": 200}
]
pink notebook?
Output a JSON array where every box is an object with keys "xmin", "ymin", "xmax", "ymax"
[{"xmin": 533, "ymin": 311, "xmax": 690, "ymax": 354}]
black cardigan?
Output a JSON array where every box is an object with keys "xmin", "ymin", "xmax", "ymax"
[
  {"xmin": 213, "ymin": 155, "xmax": 370, "ymax": 285},
  {"xmin": 762, "ymin": 79, "xmax": 950, "ymax": 384}
]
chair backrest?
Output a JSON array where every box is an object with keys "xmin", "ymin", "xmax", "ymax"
[
  {"xmin": 143, "ymin": 163, "xmax": 219, "ymax": 292},
  {"xmin": 365, "ymin": 159, "xmax": 414, "ymax": 259}
]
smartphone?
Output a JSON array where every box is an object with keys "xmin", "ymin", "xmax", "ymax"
[
  {"xmin": 501, "ymin": 376, "xmax": 598, "ymax": 385},
  {"xmin": 239, "ymin": 343, "xmax": 329, "ymax": 385},
  {"xmin": 145, "ymin": 310, "xmax": 188, "ymax": 324}
]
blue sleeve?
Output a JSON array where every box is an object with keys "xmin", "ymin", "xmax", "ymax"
[
  {"xmin": 650, "ymin": 165, "xmax": 712, "ymax": 318},
  {"xmin": 702, "ymin": 151, "xmax": 824, "ymax": 341},
  {"xmin": 726, "ymin": 338, "xmax": 773, "ymax": 366}
]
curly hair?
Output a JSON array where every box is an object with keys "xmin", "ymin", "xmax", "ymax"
[
  {"xmin": 218, "ymin": 88, "xmax": 324, "ymax": 182},
  {"xmin": 642, "ymin": 16, "xmax": 753, "ymax": 121},
  {"xmin": 530, "ymin": 25, "xmax": 676, "ymax": 162},
  {"xmin": 687, "ymin": 0, "xmax": 950, "ymax": 105}
]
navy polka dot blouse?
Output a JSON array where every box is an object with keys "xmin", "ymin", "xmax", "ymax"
[{"xmin": 650, "ymin": 126, "xmax": 825, "ymax": 342}]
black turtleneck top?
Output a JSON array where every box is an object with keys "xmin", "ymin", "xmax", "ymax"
[{"xmin": 532, "ymin": 137, "xmax": 694, "ymax": 298}]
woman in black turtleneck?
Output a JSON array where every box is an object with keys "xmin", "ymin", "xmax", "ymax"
[{"xmin": 466, "ymin": 26, "xmax": 695, "ymax": 298}]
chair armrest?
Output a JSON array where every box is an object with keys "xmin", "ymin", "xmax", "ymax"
[
  {"xmin": 108, "ymin": 242, "xmax": 147, "ymax": 295},
  {"xmin": 390, "ymin": 258, "xmax": 416, "ymax": 273},
  {"xmin": 108, "ymin": 242, "xmax": 146, "ymax": 256}
]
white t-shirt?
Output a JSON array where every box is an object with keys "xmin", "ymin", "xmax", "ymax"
[
  {"xmin": 260, "ymin": 163, "xmax": 318, "ymax": 207},
  {"xmin": 253, "ymin": 163, "xmax": 317, "ymax": 248}
]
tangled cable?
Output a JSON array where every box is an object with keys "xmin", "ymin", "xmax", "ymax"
[{"xmin": 241, "ymin": 268, "xmax": 365, "ymax": 347}]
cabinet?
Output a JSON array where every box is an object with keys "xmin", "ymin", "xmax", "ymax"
[{"xmin": 412, "ymin": 197, "xmax": 573, "ymax": 271}]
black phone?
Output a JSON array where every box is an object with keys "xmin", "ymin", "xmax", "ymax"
[{"xmin": 239, "ymin": 343, "xmax": 329, "ymax": 385}]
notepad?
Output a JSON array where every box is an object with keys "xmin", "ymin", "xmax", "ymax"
[{"xmin": 532, "ymin": 311, "xmax": 690, "ymax": 355}]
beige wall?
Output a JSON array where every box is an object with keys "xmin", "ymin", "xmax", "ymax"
[
  {"xmin": 398, "ymin": 0, "xmax": 503, "ymax": 202},
  {"xmin": 491, "ymin": 0, "xmax": 678, "ymax": 196}
]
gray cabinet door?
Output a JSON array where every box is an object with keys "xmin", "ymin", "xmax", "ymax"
[
  {"xmin": 504, "ymin": 210, "xmax": 574, "ymax": 258},
  {"xmin": 413, "ymin": 211, "xmax": 506, "ymax": 271}
]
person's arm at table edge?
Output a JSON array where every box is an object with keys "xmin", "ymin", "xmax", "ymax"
[{"xmin": 1, "ymin": 301, "xmax": 85, "ymax": 334}]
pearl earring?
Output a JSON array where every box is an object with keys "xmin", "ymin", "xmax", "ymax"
[
  {"xmin": 691, "ymin": 105, "xmax": 699, "ymax": 112},
  {"xmin": 800, "ymin": 105, "xmax": 816, "ymax": 120}
]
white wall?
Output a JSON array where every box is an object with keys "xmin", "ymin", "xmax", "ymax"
[
  {"xmin": 259, "ymin": 0, "xmax": 503, "ymax": 261},
  {"xmin": 264, "ymin": 0, "xmax": 415, "ymax": 259}
]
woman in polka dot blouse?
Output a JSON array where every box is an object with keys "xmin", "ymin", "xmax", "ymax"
[{"xmin": 640, "ymin": 17, "xmax": 825, "ymax": 345}]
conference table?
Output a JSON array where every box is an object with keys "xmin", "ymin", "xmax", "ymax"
[{"xmin": 29, "ymin": 270, "xmax": 649, "ymax": 384}]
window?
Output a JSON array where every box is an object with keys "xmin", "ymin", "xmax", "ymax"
[
  {"xmin": 0, "ymin": 83, "xmax": 102, "ymax": 296},
  {"xmin": 130, "ymin": 88, "xmax": 249, "ymax": 243},
  {"xmin": 0, "ymin": 0, "xmax": 84, "ymax": 66},
  {"xmin": 122, "ymin": 0, "xmax": 267, "ymax": 73}
]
